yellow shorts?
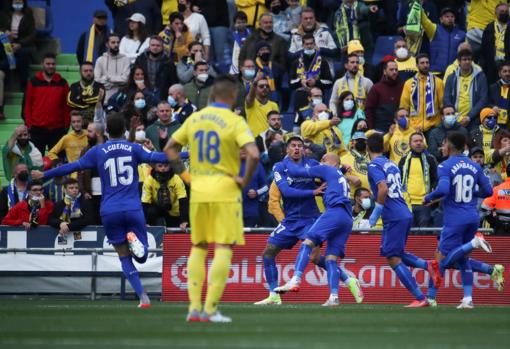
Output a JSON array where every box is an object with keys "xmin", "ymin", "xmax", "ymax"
[{"xmin": 189, "ymin": 202, "xmax": 244, "ymax": 246}]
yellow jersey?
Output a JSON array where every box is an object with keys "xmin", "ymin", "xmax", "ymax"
[
  {"xmin": 340, "ymin": 149, "xmax": 370, "ymax": 198},
  {"xmin": 172, "ymin": 103, "xmax": 255, "ymax": 203},
  {"xmin": 141, "ymin": 174, "xmax": 187, "ymax": 217},
  {"xmin": 245, "ymin": 98, "xmax": 279, "ymax": 137}
]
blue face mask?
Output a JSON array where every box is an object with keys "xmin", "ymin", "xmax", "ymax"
[
  {"xmin": 397, "ymin": 117, "xmax": 408, "ymax": 130},
  {"xmin": 134, "ymin": 99, "xmax": 146, "ymax": 109},
  {"xmin": 167, "ymin": 95, "xmax": 178, "ymax": 107},
  {"xmin": 486, "ymin": 117, "xmax": 497, "ymax": 130},
  {"xmin": 444, "ymin": 114, "xmax": 457, "ymax": 128},
  {"xmin": 12, "ymin": 3, "xmax": 23, "ymax": 11},
  {"xmin": 303, "ymin": 48, "xmax": 315, "ymax": 56},
  {"xmin": 243, "ymin": 69, "xmax": 256, "ymax": 80}
]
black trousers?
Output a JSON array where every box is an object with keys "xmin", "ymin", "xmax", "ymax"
[{"xmin": 29, "ymin": 127, "xmax": 67, "ymax": 155}]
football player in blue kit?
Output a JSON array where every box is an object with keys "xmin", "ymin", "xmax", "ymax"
[
  {"xmin": 366, "ymin": 132, "xmax": 439, "ymax": 308},
  {"xmin": 274, "ymin": 153, "xmax": 356, "ymax": 306},
  {"xmin": 424, "ymin": 132, "xmax": 493, "ymax": 309},
  {"xmin": 255, "ymin": 136, "xmax": 363, "ymax": 305},
  {"xmin": 32, "ymin": 113, "xmax": 169, "ymax": 308}
]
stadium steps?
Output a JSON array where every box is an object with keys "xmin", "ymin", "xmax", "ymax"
[{"xmin": 0, "ymin": 54, "xmax": 80, "ymax": 184}]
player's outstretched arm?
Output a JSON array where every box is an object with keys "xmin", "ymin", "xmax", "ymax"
[
  {"xmin": 424, "ymin": 165, "xmax": 451, "ymax": 204},
  {"xmin": 164, "ymin": 137, "xmax": 190, "ymax": 185},
  {"xmin": 32, "ymin": 161, "xmax": 84, "ymax": 182},
  {"xmin": 235, "ymin": 142, "xmax": 260, "ymax": 188}
]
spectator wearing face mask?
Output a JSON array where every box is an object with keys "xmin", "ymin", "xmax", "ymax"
[
  {"xmin": 301, "ymin": 103, "xmax": 346, "ymax": 157},
  {"xmin": 469, "ymin": 108, "xmax": 503, "ymax": 160},
  {"xmin": 176, "ymin": 41, "xmax": 218, "ymax": 84},
  {"xmin": 393, "ymin": 39, "xmax": 417, "ymax": 83},
  {"xmin": 351, "ymin": 187, "xmax": 373, "ymax": 230},
  {"xmin": 229, "ymin": 11, "xmax": 252, "ymax": 75},
  {"xmin": 489, "ymin": 60, "xmax": 510, "ymax": 129},
  {"xmin": 480, "ymin": 3, "xmax": 510, "ymax": 85},
  {"xmin": 253, "ymin": 41, "xmax": 284, "ymax": 102},
  {"xmin": 183, "ymin": 61, "xmax": 214, "ymax": 110},
  {"xmin": 2, "ymin": 125, "xmax": 43, "ymax": 181},
  {"xmin": 1, "ymin": 180, "xmax": 53, "ymax": 229},
  {"xmin": 120, "ymin": 90, "xmax": 156, "ymax": 128},
  {"xmin": 336, "ymin": 91, "xmax": 365, "ymax": 146},
  {"xmin": 0, "ymin": 163, "xmax": 29, "ymax": 221},
  {"xmin": 234, "ymin": 58, "xmax": 257, "ymax": 115},
  {"xmin": 294, "ymin": 87, "xmax": 322, "ymax": 135},
  {"xmin": 49, "ymin": 178, "xmax": 97, "ymax": 240},
  {"xmin": 340, "ymin": 132, "xmax": 369, "ymax": 199},
  {"xmin": 141, "ymin": 162, "xmax": 189, "ymax": 228},
  {"xmin": 383, "ymin": 108, "xmax": 416, "ymax": 164},
  {"xmin": 167, "ymin": 83, "xmax": 196, "ymax": 124},
  {"xmin": 427, "ymin": 105, "xmax": 468, "ymax": 163},
  {"xmin": 76, "ymin": 10, "xmax": 109, "ymax": 66},
  {"xmin": 289, "ymin": 33, "xmax": 332, "ymax": 111}
]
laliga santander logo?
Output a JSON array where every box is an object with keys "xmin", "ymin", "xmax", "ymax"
[{"xmin": 171, "ymin": 256, "xmax": 189, "ymax": 290}]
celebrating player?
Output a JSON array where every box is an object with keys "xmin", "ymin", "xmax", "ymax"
[
  {"xmin": 424, "ymin": 132, "xmax": 494, "ymax": 309},
  {"xmin": 255, "ymin": 137, "xmax": 363, "ymax": 306},
  {"xmin": 32, "ymin": 113, "xmax": 169, "ymax": 308},
  {"xmin": 274, "ymin": 153, "xmax": 355, "ymax": 306},
  {"xmin": 165, "ymin": 76, "xmax": 260, "ymax": 323},
  {"xmin": 366, "ymin": 132, "xmax": 439, "ymax": 308}
]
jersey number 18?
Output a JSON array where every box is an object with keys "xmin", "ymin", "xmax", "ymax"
[
  {"xmin": 452, "ymin": 174, "xmax": 474, "ymax": 203},
  {"xmin": 194, "ymin": 130, "xmax": 220, "ymax": 164}
]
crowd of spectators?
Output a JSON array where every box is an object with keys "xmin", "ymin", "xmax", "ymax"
[{"xmin": 1, "ymin": 0, "xmax": 510, "ymax": 236}]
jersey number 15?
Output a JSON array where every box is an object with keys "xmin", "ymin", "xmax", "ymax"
[{"xmin": 104, "ymin": 156, "xmax": 134, "ymax": 187}]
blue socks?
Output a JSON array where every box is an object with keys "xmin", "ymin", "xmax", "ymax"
[
  {"xmin": 469, "ymin": 258, "xmax": 493, "ymax": 275},
  {"xmin": 392, "ymin": 263, "xmax": 425, "ymax": 301},
  {"xmin": 440, "ymin": 242, "xmax": 473, "ymax": 272},
  {"xmin": 319, "ymin": 255, "xmax": 349, "ymax": 282},
  {"xmin": 263, "ymin": 256, "xmax": 278, "ymax": 291},
  {"xmin": 401, "ymin": 252, "xmax": 428, "ymax": 270},
  {"xmin": 294, "ymin": 244, "xmax": 312, "ymax": 278},
  {"xmin": 326, "ymin": 260, "xmax": 340, "ymax": 295},
  {"xmin": 119, "ymin": 255, "xmax": 144, "ymax": 298},
  {"xmin": 457, "ymin": 259, "xmax": 473, "ymax": 298}
]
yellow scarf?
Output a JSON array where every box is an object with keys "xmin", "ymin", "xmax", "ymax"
[
  {"xmin": 495, "ymin": 22, "xmax": 507, "ymax": 60},
  {"xmin": 338, "ymin": 73, "xmax": 366, "ymax": 108},
  {"xmin": 85, "ymin": 25, "xmax": 96, "ymax": 62},
  {"xmin": 256, "ymin": 57, "xmax": 275, "ymax": 91}
]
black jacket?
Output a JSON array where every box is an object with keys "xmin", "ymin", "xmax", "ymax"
[
  {"xmin": 480, "ymin": 21, "xmax": 510, "ymax": 85},
  {"xmin": 398, "ymin": 152, "xmax": 439, "ymax": 190},
  {"xmin": 49, "ymin": 196, "xmax": 97, "ymax": 231},
  {"xmin": 194, "ymin": 0, "xmax": 229, "ymax": 28},
  {"xmin": 489, "ymin": 81, "xmax": 510, "ymax": 123},
  {"xmin": 0, "ymin": 6, "xmax": 36, "ymax": 47},
  {"xmin": 134, "ymin": 52, "xmax": 178, "ymax": 101}
]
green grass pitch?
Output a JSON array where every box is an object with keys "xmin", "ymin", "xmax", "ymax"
[{"xmin": 1, "ymin": 300, "xmax": 509, "ymax": 349}]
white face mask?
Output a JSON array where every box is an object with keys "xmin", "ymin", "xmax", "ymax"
[
  {"xmin": 196, "ymin": 73, "xmax": 208, "ymax": 82},
  {"xmin": 311, "ymin": 98, "xmax": 322, "ymax": 106},
  {"xmin": 134, "ymin": 79, "xmax": 145, "ymax": 84},
  {"xmin": 361, "ymin": 198, "xmax": 371, "ymax": 210},
  {"xmin": 358, "ymin": 55, "xmax": 365, "ymax": 66},
  {"xmin": 31, "ymin": 195, "xmax": 42, "ymax": 201},
  {"xmin": 395, "ymin": 47, "xmax": 408, "ymax": 59},
  {"xmin": 318, "ymin": 111, "xmax": 329, "ymax": 121},
  {"xmin": 343, "ymin": 99, "xmax": 355, "ymax": 111},
  {"xmin": 135, "ymin": 130, "xmax": 146, "ymax": 141}
]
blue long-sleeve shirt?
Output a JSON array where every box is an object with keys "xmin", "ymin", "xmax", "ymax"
[
  {"xmin": 273, "ymin": 156, "xmax": 321, "ymax": 220},
  {"xmin": 425, "ymin": 155, "xmax": 492, "ymax": 225},
  {"xmin": 240, "ymin": 160, "xmax": 268, "ymax": 218},
  {"xmin": 287, "ymin": 163, "xmax": 351, "ymax": 211},
  {"xmin": 43, "ymin": 140, "xmax": 168, "ymax": 216}
]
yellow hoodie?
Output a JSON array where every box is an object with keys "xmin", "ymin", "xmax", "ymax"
[
  {"xmin": 301, "ymin": 119, "xmax": 346, "ymax": 157},
  {"xmin": 383, "ymin": 125, "xmax": 416, "ymax": 164}
]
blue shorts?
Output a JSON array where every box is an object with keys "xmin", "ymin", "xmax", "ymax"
[
  {"xmin": 267, "ymin": 217, "xmax": 316, "ymax": 249},
  {"xmin": 380, "ymin": 217, "xmax": 412, "ymax": 258},
  {"xmin": 439, "ymin": 222, "xmax": 479, "ymax": 256},
  {"xmin": 306, "ymin": 206, "xmax": 352, "ymax": 258},
  {"xmin": 102, "ymin": 209, "xmax": 148, "ymax": 247}
]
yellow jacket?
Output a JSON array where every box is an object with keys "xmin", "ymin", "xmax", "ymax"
[
  {"xmin": 161, "ymin": 0, "xmax": 178, "ymax": 26},
  {"xmin": 443, "ymin": 60, "xmax": 482, "ymax": 84},
  {"xmin": 141, "ymin": 174, "xmax": 187, "ymax": 217},
  {"xmin": 235, "ymin": 0, "xmax": 267, "ymax": 27},
  {"xmin": 47, "ymin": 131, "xmax": 88, "ymax": 163},
  {"xmin": 383, "ymin": 125, "xmax": 416, "ymax": 164},
  {"xmin": 159, "ymin": 29, "xmax": 194, "ymax": 62},
  {"xmin": 467, "ymin": 0, "xmax": 501, "ymax": 31},
  {"xmin": 340, "ymin": 150, "xmax": 370, "ymax": 198},
  {"xmin": 268, "ymin": 181, "xmax": 284, "ymax": 222},
  {"xmin": 400, "ymin": 74, "xmax": 444, "ymax": 132},
  {"xmin": 301, "ymin": 119, "xmax": 346, "ymax": 156}
]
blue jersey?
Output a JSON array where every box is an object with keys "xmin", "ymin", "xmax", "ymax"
[
  {"xmin": 273, "ymin": 156, "xmax": 320, "ymax": 220},
  {"xmin": 368, "ymin": 155, "xmax": 412, "ymax": 222},
  {"xmin": 425, "ymin": 155, "xmax": 492, "ymax": 225},
  {"xmin": 287, "ymin": 164, "xmax": 351, "ymax": 210},
  {"xmin": 43, "ymin": 140, "xmax": 168, "ymax": 216}
]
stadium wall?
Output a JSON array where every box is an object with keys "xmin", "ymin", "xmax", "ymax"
[{"xmin": 162, "ymin": 234, "xmax": 510, "ymax": 305}]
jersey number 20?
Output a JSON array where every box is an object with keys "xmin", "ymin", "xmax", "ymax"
[
  {"xmin": 104, "ymin": 156, "xmax": 134, "ymax": 187},
  {"xmin": 387, "ymin": 173, "xmax": 404, "ymax": 199},
  {"xmin": 194, "ymin": 130, "xmax": 220, "ymax": 164}
]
